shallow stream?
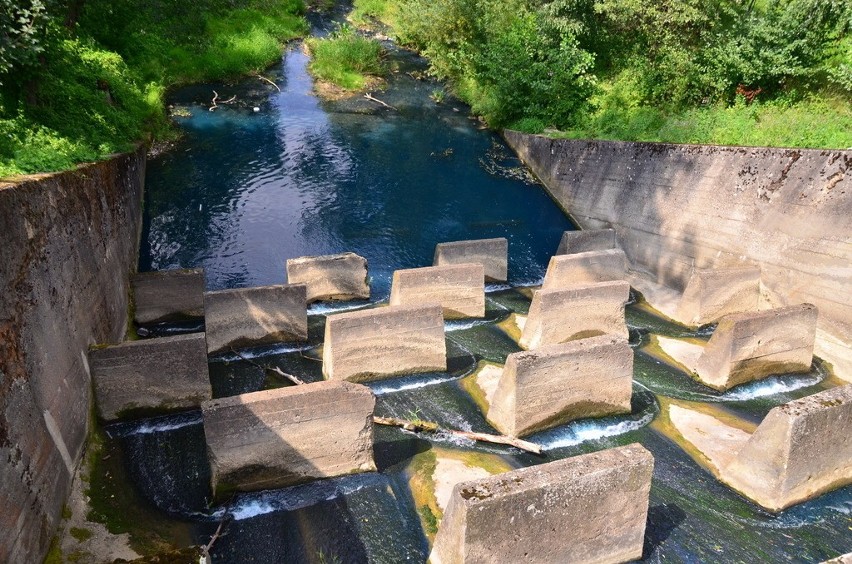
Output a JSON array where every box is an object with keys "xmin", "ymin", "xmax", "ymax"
[{"xmin": 112, "ymin": 32, "xmax": 852, "ymax": 564}]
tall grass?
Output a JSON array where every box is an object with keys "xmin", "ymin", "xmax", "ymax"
[{"xmin": 306, "ymin": 26, "xmax": 385, "ymax": 91}]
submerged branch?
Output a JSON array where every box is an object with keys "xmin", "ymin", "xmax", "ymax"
[
  {"xmin": 255, "ymin": 73, "xmax": 282, "ymax": 92},
  {"xmin": 373, "ymin": 416, "xmax": 542, "ymax": 454},
  {"xmin": 228, "ymin": 347, "xmax": 306, "ymax": 385},
  {"xmin": 364, "ymin": 92, "xmax": 397, "ymax": 110}
]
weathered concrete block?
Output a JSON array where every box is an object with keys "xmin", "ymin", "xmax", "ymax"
[
  {"xmin": 556, "ymin": 228, "xmax": 617, "ymax": 255},
  {"xmin": 487, "ymin": 336, "xmax": 633, "ymax": 437},
  {"xmin": 520, "ymin": 281, "xmax": 630, "ymax": 350},
  {"xmin": 541, "ymin": 249, "xmax": 628, "ymax": 291},
  {"xmin": 285, "ymin": 252, "xmax": 370, "ymax": 303},
  {"xmin": 390, "ymin": 264, "xmax": 485, "ymax": 319},
  {"xmin": 670, "ymin": 385, "xmax": 852, "ymax": 512},
  {"xmin": 694, "ymin": 304, "xmax": 818, "ymax": 390},
  {"xmin": 131, "ymin": 268, "xmax": 205, "ymax": 325},
  {"xmin": 323, "ymin": 304, "xmax": 447, "ymax": 382},
  {"xmin": 202, "ymin": 381, "xmax": 376, "ymax": 497},
  {"xmin": 676, "ymin": 265, "xmax": 761, "ymax": 326},
  {"xmin": 89, "ymin": 333, "xmax": 211, "ymax": 421},
  {"xmin": 203, "ymin": 284, "xmax": 308, "ymax": 355},
  {"xmin": 430, "ymin": 443, "xmax": 654, "ymax": 564},
  {"xmin": 433, "ymin": 238, "xmax": 508, "ymax": 282}
]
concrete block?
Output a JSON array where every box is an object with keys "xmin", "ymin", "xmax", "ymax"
[
  {"xmin": 201, "ymin": 381, "xmax": 376, "ymax": 497},
  {"xmin": 285, "ymin": 252, "xmax": 370, "ymax": 303},
  {"xmin": 390, "ymin": 264, "xmax": 485, "ymax": 319},
  {"xmin": 694, "ymin": 304, "xmax": 817, "ymax": 390},
  {"xmin": 132, "ymin": 268, "xmax": 205, "ymax": 324},
  {"xmin": 676, "ymin": 265, "xmax": 761, "ymax": 326},
  {"xmin": 556, "ymin": 228, "xmax": 617, "ymax": 255},
  {"xmin": 670, "ymin": 385, "xmax": 852, "ymax": 511},
  {"xmin": 541, "ymin": 249, "xmax": 627, "ymax": 291},
  {"xmin": 203, "ymin": 284, "xmax": 308, "ymax": 355},
  {"xmin": 430, "ymin": 443, "xmax": 654, "ymax": 564},
  {"xmin": 487, "ymin": 336, "xmax": 633, "ymax": 437},
  {"xmin": 520, "ymin": 281, "xmax": 630, "ymax": 350},
  {"xmin": 434, "ymin": 238, "xmax": 508, "ymax": 282},
  {"xmin": 89, "ymin": 333, "xmax": 211, "ymax": 421},
  {"xmin": 323, "ymin": 304, "xmax": 447, "ymax": 382}
]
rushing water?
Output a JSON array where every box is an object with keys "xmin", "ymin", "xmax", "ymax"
[{"xmin": 114, "ymin": 38, "xmax": 852, "ymax": 564}]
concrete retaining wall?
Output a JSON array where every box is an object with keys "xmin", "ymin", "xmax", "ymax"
[
  {"xmin": 504, "ymin": 132, "xmax": 852, "ymax": 376},
  {"xmin": 430, "ymin": 443, "xmax": 653, "ymax": 564},
  {"xmin": 0, "ymin": 148, "xmax": 146, "ymax": 563}
]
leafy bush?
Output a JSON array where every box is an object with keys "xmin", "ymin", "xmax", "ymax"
[{"xmin": 306, "ymin": 25, "xmax": 385, "ymax": 90}]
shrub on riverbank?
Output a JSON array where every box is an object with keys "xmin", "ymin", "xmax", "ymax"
[
  {"xmin": 356, "ymin": 0, "xmax": 852, "ymax": 149},
  {"xmin": 306, "ymin": 25, "xmax": 385, "ymax": 91},
  {"xmin": 0, "ymin": 0, "xmax": 306, "ymax": 177}
]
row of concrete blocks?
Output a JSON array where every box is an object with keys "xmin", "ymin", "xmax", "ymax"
[
  {"xmin": 554, "ymin": 228, "xmax": 820, "ymax": 391},
  {"xmin": 133, "ymin": 238, "xmax": 511, "ymax": 326}
]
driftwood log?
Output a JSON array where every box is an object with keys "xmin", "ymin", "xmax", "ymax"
[{"xmin": 373, "ymin": 416, "xmax": 542, "ymax": 454}]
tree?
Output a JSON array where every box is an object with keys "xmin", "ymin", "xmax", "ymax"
[{"xmin": 0, "ymin": 0, "xmax": 50, "ymax": 86}]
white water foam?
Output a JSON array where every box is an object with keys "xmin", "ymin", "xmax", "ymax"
[
  {"xmin": 212, "ymin": 342, "xmax": 314, "ymax": 363},
  {"xmin": 537, "ymin": 411, "xmax": 656, "ymax": 451},
  {"xmin": 721, "ymin": 373, "xmax": 824, "ymax": 401},
  {"xmin": 445, "ymin": 318, "xmax": 494, "ymax": 332},
  {"xmin": 485, "ymin": 283, "xmax": 512, "ymax": 293},
  {"xmin": 308, "ymin": 301, "xmax": 373, "ymax": 316},
  {"xmin": 106, "ymin": 412, "xmax": 202, "ymax": 438},
  {"xmin": 369, "ymin": 375, "xmax": 456, "ymax": 395}
]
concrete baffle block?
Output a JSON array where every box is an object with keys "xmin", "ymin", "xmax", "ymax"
[
  {"xmin": 389, "ymin": 264, "xmax": 485, "ymax": 319},
  {"xmin": 430, "ymin": 443, "xmax": 654, "ymax": 564},
  {"xmin": 434, "ymin": 238, "xmax": 509, "ymax": 282},
  {"xmin": 694, "ymin": 304, "xmax": 818, "ymax": 390},
  {"xmin": 541, "ymin": 249, "xmax": 628, "ymax": 291},
  {"xmin": 520, "ymin": 281, "xmax": 630, "ymax": 350},
  {"xmin": 286, "ymin": 252, "xmax": 370, "ymax": 303},
  {"xmin": 131, "ymin": 268, "xmax": 205, "ymax": 324},
  {"xmin": 89, "ymin": 333, "xmax": 211, "ymax": 421},
  {"xmin": 556, "ymin": 228, "xmax": 617, "ymax": 255},
  {"xmin": 488, "ymin": 336, "xmax": 633, "ymax": 437},
  {"xmin": 203, "ymin": 284, "xmax": 308, "ymax": 355},
  {"xmin": 676, "ymin": 265, "xmax": 761, "ymax": 326},
  {"xmin": 670, "ymin": 385, "xmax": 852, "ymax": 512},
  {"xmin": 202, "ymin": 381, "xmax": 376, "ymax": 497},
  {"xmin": 323, "ymin": 304, "xmax": 447, "ymax": 382}
]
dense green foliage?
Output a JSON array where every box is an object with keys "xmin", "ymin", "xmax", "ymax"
[
  {"xmin": 357, "ymin": 0, "xmax": 851, "ymax": 147},
  {"xmin": 0, "ymin": 0, "xmax": 306, "ymax": 177},
  {"xmin": 306, "ymin": 25, "xmax": 385, "ymax": 90}
]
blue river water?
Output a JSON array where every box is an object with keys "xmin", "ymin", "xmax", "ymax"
[{"xmin": 139, "ymin": 45, "xmax": 573, "ymax": 296}]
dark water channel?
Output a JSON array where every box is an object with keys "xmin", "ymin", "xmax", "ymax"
[{"xmin": 117, "ymin": 37, "xmax": 852, "ymax": 564}]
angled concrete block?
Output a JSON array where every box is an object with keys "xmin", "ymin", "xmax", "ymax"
[
  {"xmin": 434, "ymin": 238, "xmax": 508, "ymax": 282},
  {"xmin": 541, "ymin": 249, "xmax": 627, "ymax": 291},
  {"xmin": 430, "ymin": 443, "xmax": 654, "ymax": 564},
  {"xmin": 670, "ymin": 385, "xmax": 852, "ymax": 511},
  {"xmin": 693, "ymin": 304, "xmax": 817, "ymax": 390},
  {"xmin": 286, "ymin": 252, "xmax": 370, "ymax": 303},
  {"xmin": 487, "ymin": 336, "xmax": 633, "ymax": 437},
  {"xmin": 203, "ymin": 284, "xmax": 308, "ymax": 355},
  {"xmin": 323, "ymin": 304, "xmax": 447, "ymax": 382},
  {"xmin": 89, "ymin": 333, "xmax": 211, "ymax": 421},
  {"xmin": 202, "ymin": 381, "xmax": 376, "ymax": 497},
  {"xmin": 556, "ymin": 228, "xmax": 617, "ymax": 255},
  {"xmin": 390, "ymin": 264, "xmax": 485, "ymax": 319},
  {"xmin": 520, "ymin": 281, "xmax": 630, "ymax": 350},
  {"xmin": 676, "ymin": 265, "xmax": 761, "ymax": 326},
  {"xmin": 132, "ymin": 268, "xmax": 205, "ymax": 324}
]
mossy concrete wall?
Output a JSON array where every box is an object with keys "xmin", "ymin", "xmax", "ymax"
[
  {"xmin": 504, "ymin": 132, "xmax": 852, "ymax": 378},
  {"xmin": 0, "ymin": 149, "xmax": 146, "ymax": 563}
]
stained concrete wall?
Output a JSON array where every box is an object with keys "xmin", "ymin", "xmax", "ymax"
[
  {"xmin": 0, "ymin": 149, "xmax": 146, "ymax": 563},
  {"xmin": 504, "ymin": 132, "xmax": 852, "ymax": 377}
]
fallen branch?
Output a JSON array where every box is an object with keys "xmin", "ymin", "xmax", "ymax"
[
  {"xmin": 255, "ymin": 74, "xmax": 281, "ymax": 92},
  {"xmin": 229, "ymin": 348, "xmax": 306, "ymax": 386},
  {"xmin": 364, "ymin": 93, "xmax": 397, "ymax": 111},
  {"xmin": 200, "ymin": 515, "xmax": 228, "ymax": 563},
  {"xmin": 373, "ymin": 416, "xmax": 542, "ymax": 455},
  {"xmin": 209, "ymin": 90, "xmax": 237, "ymax": 111}
]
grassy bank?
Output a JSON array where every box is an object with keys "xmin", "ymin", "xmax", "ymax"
[
  {"xmin": 0, "ymin": 0, "xmax": 307, "ymax": 178},
  {"xmin": 352, "ymin": 0, "xmax": 852, "ymax": 149}
]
